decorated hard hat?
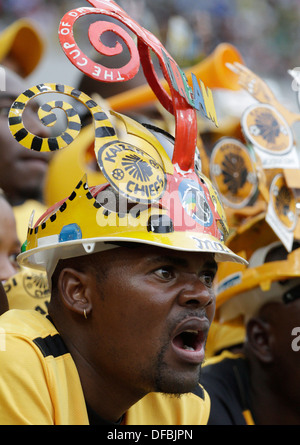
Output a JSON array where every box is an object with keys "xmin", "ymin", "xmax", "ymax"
[
  {"xmin": 214, "ymin": 213, "xmax": 300, "ymax": 324},
  {"xmin": 209, "ymin": 61, "xmax": 300, "ymax": 234},
  {"xmin": 9, "ymin": 0, "xmax": 247, "ymax": 277},
  {"xmin": 9, "ymin": 87, "xmax": 245, "ymax": 277},
  {"xmin": 210, "ymin": 61, "xmax": 300, "ymax": 323}
]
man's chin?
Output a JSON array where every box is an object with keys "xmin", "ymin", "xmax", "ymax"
[{"xmin": 154, "ymin": 366, "xmax": 202, "ymax": 395}]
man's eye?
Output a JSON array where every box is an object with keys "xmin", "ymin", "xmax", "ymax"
[
  {"xmin": 200, "ymin": 272, "xmax": 215, "ymax": 288},
  {"xmin": 154, "ymin": 267, "xmax": 174, "ymax": 280}
]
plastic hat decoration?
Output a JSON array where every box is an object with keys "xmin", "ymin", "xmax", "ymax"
[
  {"xmin": 9, "ymin": 0, "xmax": 247, "ymax": 276},
  {"xmin": 210, "ymin": 62, "xmax": 300, "ymax": 200},
  {"xmin": 210, "ymin": 137, "xmax": 259, "ymax": 209},
  {"xmin": 107, "ymin": 42, "xmax": 244, "ymax": 113},
  {"xmin": 0, "ymin": 19, "xmax": 44, "ymax": 77},
  {"xmin": 224, "ymin": 212, "xmax": 279, "ymax": 260},
  {"xmin": 226, "ymin": 62, "xmax": 300, "ymax": 179},
  {"xmin": 43, "ymin": 124, "xmax": 104, "ymax": 207},
  {"xmin": 209, "ymin": 62, "xmax": 300, "ymax": 250},
  {"xmin": 43, "ymin": 118, "xmax": 203, "ymax": 207},
  {"xmin": 214, "ymin": 214, "xmax": 300, "ymax": 323}
]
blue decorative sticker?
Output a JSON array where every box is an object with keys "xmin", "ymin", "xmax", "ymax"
[
  {"xmin": 59, "ymin": 223, "xmax": 82, "ymax": 242},
  {"xmin": 178, "ymin": 179, "xmax": 213, "ymax": 227}
]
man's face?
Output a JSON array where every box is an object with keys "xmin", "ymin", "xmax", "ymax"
[
  {"xmin": 86, "ymin": 244, "xmax": 217, "ymax": 396},
  {"xmin": 0, "ymin": 68, "xmax": 51, "ymax": 205},
  {"xmin": 260, "ymin": 286, "xmax": 300, "ymax": 378}
]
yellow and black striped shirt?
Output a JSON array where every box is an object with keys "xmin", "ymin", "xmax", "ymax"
[
  {"xmin": 0, "ymin": 309, "xmax": 210, "ymax": 425},
  {"xmin": 201, "ymin": 351, "xmax": 255, "ymax": 425}
]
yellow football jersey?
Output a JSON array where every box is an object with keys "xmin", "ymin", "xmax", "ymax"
[
  {"xmin": 4, "ymin": 268, "xmax": 50, "ymax": 313},
  {"xmin": 0, "ymin": 309, "xmax": 210, "ymax": 425}
]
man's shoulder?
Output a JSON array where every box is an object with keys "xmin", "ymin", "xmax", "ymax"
[
  {"xmin": 0, "ymin": 309, "xmax": 57, "ymax": 341},
  {"xmin": 0, "ymin": 308, "xmax": 69, "ymax": 373},
  {"xmin": 202, "ymin": 350, "xmax": 247, "ymax": 390},
  {"xmin": 203, "ymin": 350, "xmax": 246, "ymax": 372},
  {"xmin": 201, "ymin": 351, "xmax": 250, "ymax": 425}
]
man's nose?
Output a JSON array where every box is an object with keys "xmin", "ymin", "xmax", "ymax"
[{"xmin": 177, "ymin": 275, "xmax": 214, "ymax": 309}]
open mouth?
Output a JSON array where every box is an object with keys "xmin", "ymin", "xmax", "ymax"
[
  {"xmin": 173, "ymin": 329, "xmax": 204, "ymax": 352},
  {"xmin": 171, "ymin": 319, "xmax": 208, "ymax": 364}
]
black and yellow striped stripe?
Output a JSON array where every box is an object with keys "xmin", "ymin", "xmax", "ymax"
[
  {"xmin": 8, "ymin": 83, "xmax": 119, "ymax": 154},
  {"xmin": 33, "ymin": 334, "xmax": 68, "ymax": 358},
  {"xmin": 26, "ymin": 174, "xmax": 101, "ymax": 239}
]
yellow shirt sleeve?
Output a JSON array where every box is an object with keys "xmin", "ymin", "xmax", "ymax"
[{"xmin": 0, "ymin": 334, "xmax": 54, "ymax": 424}]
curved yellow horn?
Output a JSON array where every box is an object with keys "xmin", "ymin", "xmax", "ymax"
[{"xmin": 108, "ymin": 43, "xmax": 244, "ymax": 113}]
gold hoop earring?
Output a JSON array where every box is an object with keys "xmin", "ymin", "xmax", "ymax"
[{"xmin": 83, "ymin": 309, "xmax": 87, "ymax": 319}]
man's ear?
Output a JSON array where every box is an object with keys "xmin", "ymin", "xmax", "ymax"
[
  {"xmin": 58, "ymin": 268, "xmax": 92, "ymax": 317},
  {"xmin": 246, "ymin": 318, "xmax": 274, "ymax": 364}
]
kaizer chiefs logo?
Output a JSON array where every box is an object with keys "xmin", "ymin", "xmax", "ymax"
[
  {"xmin": 270, "ymin": 173, "xmax": 296, "ymax": 231},
  {"xmin": 242, "ymin": 104, "xmax": 292, "ymax": 155},
  {"xmin": 120, "ymin": 153, "xmax": 154, "ymax": 181},
  {"xmin": 97, "ymin": 141, "xmax": 166, "ymax": 203},
  {"xmin": 23, "ymin": 272, "xmax": 50, "ymax": 299},
  {"xmin": 178, "ymin": 179, "xmax": 213, "ymax": 227},
  {"xmin": 210, "ymin": 138, "xmax": 258, "ymax": 209}
]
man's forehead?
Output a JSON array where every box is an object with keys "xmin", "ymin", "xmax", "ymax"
[{"xmin": 99, "ymin": 243, "xmax": 217, "ymax": 266}]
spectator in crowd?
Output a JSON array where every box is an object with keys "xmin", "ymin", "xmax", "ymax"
[
  {"xmin": 0, "ymin": 192, "xmax": 21, "ymax": 284},
  {"xmin": 201, "ymin": 220, "xmax": 300, "ymax": 425},
  {"xmin": 0, "ymin": 66, "xmax": 51, "ymax": 243}
]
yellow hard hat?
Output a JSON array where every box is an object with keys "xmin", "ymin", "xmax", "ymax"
[
  {"xmin": 215, "ymin": 214, "xmax": 300, "ymax": 323},
  {"xmin": 8, "ymin": 0, "xmax": 249, "ymax": 278},
  {"xmin": 8, "ymin": 83, "xmax": 246, "ymax": 277},
  {"xmin": 205, "ymin": 320, "xmax": 246, "ymax": 357},
  {"xmin": 0, "ymin": 19, "xmax": 44, "ymax": 77},
  {"xmin": 43, "ymin": 124, "xmax": 104, "ymax": 207}
]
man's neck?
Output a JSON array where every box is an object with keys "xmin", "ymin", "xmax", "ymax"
[{"xmin": 62, "ymin": 333, "xmax": 144, "ymax": 423}]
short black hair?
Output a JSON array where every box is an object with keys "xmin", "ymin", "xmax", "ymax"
[{"xmin": 51, "ymin": 251, "xmax": 110, "ymax": 298}]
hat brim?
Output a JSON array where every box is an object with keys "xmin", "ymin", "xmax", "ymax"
[{"xmin": 18, "ymin": 231, "xmax": 247, "ymax": 280}]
